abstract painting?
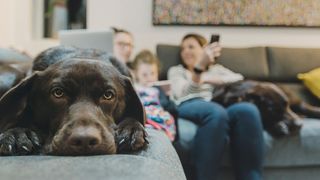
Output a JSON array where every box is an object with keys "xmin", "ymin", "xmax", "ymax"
[{"xmin": 153, "ymin": 0, "xmax": 320, "ymax": 27}]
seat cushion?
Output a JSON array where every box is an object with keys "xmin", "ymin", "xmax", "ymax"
[
  {"xmin": 177, "ymin": 118, "xmax": 320, "ymax": 167},
  {"xmin": 275, "ymin": 82, "xmax": 320, "ymax": 106},
  {"xmin": 0, "ymin": 129, "xmax": 186, "ymax": 180},
  {"xmin": 262, "ymin": 119, "xmax": 320, "ymax": 167}
]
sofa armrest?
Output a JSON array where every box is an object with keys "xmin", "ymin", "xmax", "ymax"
[{"xmin": 0, "ymin": 129, "xmax": 186, "ymax": 180}]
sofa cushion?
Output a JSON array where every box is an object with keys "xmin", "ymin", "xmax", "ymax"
[
  {"xmin": 0, "ymin": 129, "xmax": 186, "ymax": 180},
  {"xmin": 177, "ymin": 118, "xmax": 320, "ymax": 167},
  {"xmin": 267, "ymin": 47, "xmax": 320, "ymax": 82},
  {"xmin": 217, "ymin": 47, "xmax": 269, "ymax": 80},
  {"xmin": 263, "ymin": 119, "xmax": 320, "ymax": 167},
  {"xmin": 156, "ymin": 44, "xmax": 182, "ymax": 80},
  {"xmin": 275, "ymin": 82, "xmax": 320, "ymax": 106},
  {"xmin": 173, "ymin": 118, "xmax": 197, "ymax": 168},
  {"xmin": 0, "ymin": 48, "xmax": 31, "ymax": 62}
]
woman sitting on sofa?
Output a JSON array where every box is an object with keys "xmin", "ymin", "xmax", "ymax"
[{"xmin": 167, "ymin": 33, "xmax": 265, "ymax": 180}]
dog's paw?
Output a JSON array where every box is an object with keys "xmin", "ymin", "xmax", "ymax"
[
  {"xmin": 0, "ymin": 128, "xmax": 41, "ymax": 155},
  {"xmin": 115, "ymin": 120, "xmax": 148, "ymax": 153},
  {"xmin": 287, "ymin": 119, "xmax": 303, "ymax": 135},
  {"xmin": 272, "ymin": 121, "xmax": 290, "ymax": 137}
]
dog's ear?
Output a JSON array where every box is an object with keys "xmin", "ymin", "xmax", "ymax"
[
  {"xmin": 0, "ymin": 73, "xmax": 38, "ymax": 131},
  {"xmin": 120, "ymin": 76, "xmax": 146, "ymax": 125}
]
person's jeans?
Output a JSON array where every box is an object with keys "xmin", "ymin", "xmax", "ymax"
[{"xmin": 178, "ymin": 99, "xmax": 264, "ymax": 180}]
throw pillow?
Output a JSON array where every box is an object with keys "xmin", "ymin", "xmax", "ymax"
[{"xmin": 298, "ymin": 68, "xmax": 320, "ymax": 99}]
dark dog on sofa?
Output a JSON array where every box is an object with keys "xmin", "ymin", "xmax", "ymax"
[
  {"xmin": 212, "ymin": 80, "xmax": 320, "ymax": 137},
  {"xmin": 0, "ymin": 46, "xmax": 147, "ymax": 156}
]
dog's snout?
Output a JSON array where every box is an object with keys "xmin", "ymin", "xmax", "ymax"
[{"xmin": 67, "ymin": 126, "xmax": 102, "ymax": 149}]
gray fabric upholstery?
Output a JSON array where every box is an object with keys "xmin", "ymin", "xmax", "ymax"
[
  {"xmin": 178, "ymin": 117, "xmax": 320, "ymax": 167},
  {"xmin": 264, "ymin": 119, "xmax": 320, "ymax": 167},
  {"xmin": 221, "ymin": 166, "xmax": 320, "ymax": 180},
  {"xmin": 276, "ymin": 82, "xmax": 320, "ymax": 106},
  {"xmin": 0, "ymin": 129, "xmax": 186, "ymax": 180},
  {"xmin": 156, "ymin": 44, "xmax": 182, "ymax": 80},
  {"xmin": 217, "ymin": 47, "xmax": 269, "ymax": 80},
  {"xmin": 134, "ymin": 128, "xmax": 185, "ymax": 176},
  {"xmin": 0, "ymin": 48, "xmax": 31, "ymax": 62},
  {"xmin": 267, "ymin": 47, "xmax": 320, "ymax": 82}
]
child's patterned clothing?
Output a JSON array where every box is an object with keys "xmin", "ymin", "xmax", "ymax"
[{"xmin": 135, "ymin": 85, "xmax": 176, "ymax": 141}]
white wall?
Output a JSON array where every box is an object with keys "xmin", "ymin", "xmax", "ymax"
[
  {"xmin": 0, "ymin": 0, "xmax": 15, "ymax": 47},
  {"xmin": 88, "ymin": 0, "xmax": 320, "ymax": 57},
  {"xmin": 0, "ymin": 0, "xmax": 58, "ymax": 56},
  {"xmin": 2, "ymin": 0, "xmax": 320, "ymax": 57}
]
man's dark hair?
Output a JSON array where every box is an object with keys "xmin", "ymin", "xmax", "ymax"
[{"xmin": 111, "ymin": 27, "xmax": 132, "ymax": 36}]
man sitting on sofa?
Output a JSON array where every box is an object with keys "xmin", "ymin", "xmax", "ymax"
[{"xmin": 111, "ymin": 27, "xmax": 134, "ymax": 67}]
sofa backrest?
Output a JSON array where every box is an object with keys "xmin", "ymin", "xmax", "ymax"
[
  {"xmin": 156, "ymin": 45, "xmax": 320, "ymax": 82},
  {"xmin": 156, "ymin": 44, "xmax": 182, "ymax": 80},
  {"xmin": 267, "ymin": 47, "xmax": 320, "ymax": 82},
  {"xmin": 217, "ymin": 47, "xmax": 269, "ymax": 80},
  {"xmin": 156, "ymin": 44, "xmax": 320, "ymax": 105},
  {"xmin": 156, "ymin": 44, "xmax": 269, "ymax": 80}
]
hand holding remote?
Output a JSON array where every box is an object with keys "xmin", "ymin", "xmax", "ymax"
[{"xmin": 195, "ymin": 42, "xmax": 221, "ymax": 72}]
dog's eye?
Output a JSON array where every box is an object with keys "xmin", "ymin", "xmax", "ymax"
[
  {"xmin": 103, "ymin": 90, "xmax": 114, "ymax": 100},
  {"xmin": 51, "ymin": 88, "xmax": 64, "ymax": 98}
]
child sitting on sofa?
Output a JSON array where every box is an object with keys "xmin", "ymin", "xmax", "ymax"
[{"xmin": 132, "ymin": 50, "xmax": 177, "ymax": 141}]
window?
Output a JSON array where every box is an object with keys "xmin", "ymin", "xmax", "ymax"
[{"xmin": 43, "ymin": 0, "xmax": 87, "ymax": 38}]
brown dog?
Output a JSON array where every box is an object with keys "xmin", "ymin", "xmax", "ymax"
[
  {"xmin": 212, "ymin": 80, "xmax": 320, "ymax": 137},
  {"xmin": 0, "ymin": 49, "xmax": 147, "ymax": 156}
]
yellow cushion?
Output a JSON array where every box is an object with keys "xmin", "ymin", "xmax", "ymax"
[{"xmin": 298, "ymin": 68, "xmax": 320, "ymax": 99}]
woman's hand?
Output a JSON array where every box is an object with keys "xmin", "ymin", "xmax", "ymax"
[
  {"xmin": 205, "ymin": 42, "xmax": 222, "ymax": 61},
  {"xmin": 195, "ymin": 42, "xmax": 222, "ymax": 71}
]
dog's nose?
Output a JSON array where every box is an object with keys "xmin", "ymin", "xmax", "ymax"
[{"xmin": 67, "ymin": 126, "xmax": 102, "ymax": 149}]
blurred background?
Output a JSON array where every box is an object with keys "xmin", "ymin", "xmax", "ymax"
[{"xmin": 1, "ymin": 0, "xmax": 320, "ymax": 57}]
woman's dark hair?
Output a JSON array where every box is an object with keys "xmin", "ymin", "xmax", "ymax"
[
  {"xmin": 180, "ymin": 33, "xmax": 208, "ymax": 68},
  {"xmin": 181, "ymin": 33, "xmax": 208, "ymax": 47}
]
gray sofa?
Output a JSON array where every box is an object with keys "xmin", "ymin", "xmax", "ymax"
[
  {"xmin": 0, "ymin": 129, "xmax": 186, "ymax": 180},
  {"xmin": 157, "ymin": 45, "xmax": 320, "ymax": 180}
]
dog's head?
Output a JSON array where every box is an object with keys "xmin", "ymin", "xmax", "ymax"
[
  {"xmin": 246, "ymin": 83, "xmax": 302, "ymax": 136},
  {"xmin": 0, "ymin": 59, "xmax": 145, "ymax": 155}
]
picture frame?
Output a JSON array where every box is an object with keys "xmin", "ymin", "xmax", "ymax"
[{"xmin": 153, "ymin": 0, "xmax": 320, "ymax": 27}]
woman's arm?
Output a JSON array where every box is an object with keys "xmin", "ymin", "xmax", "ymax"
[
  {"xmin": 168, "ymin": 66, "xmax": 204, "ymax": 99},
  {"xmin": 201, "ymin": 64, "xmax": 244, "ymax": 85}
]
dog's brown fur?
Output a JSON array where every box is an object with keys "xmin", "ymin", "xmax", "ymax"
[
  {"xmin": 0, "ymin": 47, "xmax": 147, "ymax": 156},
  {"xmin": 212, "ymin": 80, "xmax": 320, "ymax": 137}
]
